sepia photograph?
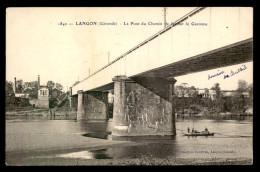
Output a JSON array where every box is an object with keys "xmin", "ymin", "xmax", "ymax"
[{"xmin": 5, "ymin": 7, "xmax": 253, "ymax": 166}]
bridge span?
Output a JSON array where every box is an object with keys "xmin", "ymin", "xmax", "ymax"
[{"xmin": 69, "ymin": 7, "xmax": 253, "ymax": 136}]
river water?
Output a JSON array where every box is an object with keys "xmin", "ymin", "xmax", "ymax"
[{"xmin": 5, "ymin": 116, "xmax": 253, "ymax": 165}]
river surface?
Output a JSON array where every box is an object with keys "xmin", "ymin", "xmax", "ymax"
[{"xmin": 5, "ymin": 116, "xmax": 253, "ymax": 165}]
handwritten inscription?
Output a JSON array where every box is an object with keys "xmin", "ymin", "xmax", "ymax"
[
  {"xmin": 208, "ymin": 70, "xmax": 224, "ymax": 80},
  {"xmin": 224, "ymin": 65, "xmax": 247, "ymax": 79},
  {"xmin": 208, "ymin": 64, "xmax": 247, "ymax": 80}
]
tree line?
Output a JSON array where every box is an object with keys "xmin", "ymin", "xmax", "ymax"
[{"xmin": 174, "ymin": 79, "xmax": 253, "ymax": 114}]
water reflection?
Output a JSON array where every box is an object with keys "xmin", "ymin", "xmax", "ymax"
[
  {"xmin": 57, "ymin": 149, "xmax": 113, "ymax": 159},
  {"xmin": 57, "ymin": 150, "xmax": 95, "ymax": 159},
  {"xmin": 78, "ymin": 120, "xmax": 113, "ymax": 134},
  {"xmin": 82, "ymin": 132, "xmax": 111, "ymax": 139}
]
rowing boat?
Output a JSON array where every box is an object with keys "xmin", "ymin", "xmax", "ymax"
[{"xmin": 183, "ymin": 131, "xmax": 214, "ymax": 136}]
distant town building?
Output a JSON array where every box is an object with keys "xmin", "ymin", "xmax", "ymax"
[
  {"xmin": 197, "ymin": 89, "xmax": 212, "ymax": 99},
  {"xmin": 29, "ymin": 75, "xmax": 50, "ymax": 108},
  {"xmin": 36, "ymin": 86, "xmax": 49, "ymax": 108},
  {"xmin": 197, "ymin": 88, "xmax": 249, "ymax": 100},
  {"xmin": 15, "ymin": 93, "xmax": 29, "ymax": 98},
  {"xmin": 38, "ymin": 86, "xmax": 49, "ymax": 97}
]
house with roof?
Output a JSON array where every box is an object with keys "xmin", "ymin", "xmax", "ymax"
[{"xmin": 29, "ymin": 75, "xmax": 50, "ymax": 108}]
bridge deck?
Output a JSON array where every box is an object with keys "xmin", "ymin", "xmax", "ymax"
[{"xmin": 72, "ymin": 7, "xmax": 253, "ymax": 95}]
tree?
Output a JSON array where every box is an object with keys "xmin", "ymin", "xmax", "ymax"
[
  {"xmin": 47, "ymin": 81, "xmax": 55, "ymax": 90},
  {"xmin": 248, "ymin": 83, "xmax": 253, "ymax": 97},
  {"xmin": 28, "ymin": 81, "xmax": 38, "ymax": 89},
  {"xmin": 56, "ymin": 83, "xmax": 63, "ymax": 91},
  {"xmin": 234, "ymin": 80, "xmax": 249, "ymax": 98},
  {"xmin": 211, "ymin": 83, "xmax": 224, "ymax": 110},
  {"xmin": 23, "ymin": 82, "xmax": 29, "ymax": 90},
  {"xmin": 28, "ymin": 81, "xmax": 39, "ymax": 98},
  {"xmin": 237, "ymin": 80, "xmax": 248, "ymax": 92},
  {"xmin": 16, "ymin": 79, "xmax": 24, "ymax": 93},
  {"xmin": 175, "ymin": 83, "xmax": 189, "ymax": 97},
  {"xmin": 211, "ymin": 83, "xmax": 221, "ymax": 99},
  {"xmin": 187, "ymin": 86, "xmax": 198, "ymax": 97},
  {"xmin": 175, "ymin": 84, "xmax": 198, "ymax": 97},
  {"xmin": 247, "ymin": 83, "xmax": 253, "ymax": 106},
  {"xmin": 5, "ymin": 81, "xmax": 14, "ymax": 95}
]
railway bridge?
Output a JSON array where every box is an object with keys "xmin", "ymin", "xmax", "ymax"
[{"xmin": 69, "ymin": 7, "xmax": 253, "ymax": 136}]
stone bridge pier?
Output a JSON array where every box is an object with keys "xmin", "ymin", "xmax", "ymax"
[
  {"xmin": 112, "ymin": 75, "xmax": 177, "ymax": 136},
  {"xmin": 77, "ymin": 90, "xmax": 109, "ymax": 121}
]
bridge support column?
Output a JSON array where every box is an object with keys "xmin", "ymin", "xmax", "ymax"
[
  {"xmin": 167, "ymin": 77, "xmax": 177, "ymax": 135},
  {"xmin": 83, "ymin": 91, "xmax": 109, "ymax": 121},
  {"xmin": 112, "ymin": 75, "xmax": 177, "ymax": 136},
  {"xmin": 112, "ymin": 76, "xmax": 129, "ymax": 136},
  {"xmin": 77, "ymin": 90, "xmax": 84, "ymax": 120}
]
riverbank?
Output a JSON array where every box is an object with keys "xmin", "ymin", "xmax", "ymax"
[{"xmin": 5, "ymin": 107, "xmax": 77, "ymax": 120}]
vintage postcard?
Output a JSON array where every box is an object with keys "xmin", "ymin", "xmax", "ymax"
[{"xmin": 6, "ymin": 7, "xmax": 253, "ymax": 166}]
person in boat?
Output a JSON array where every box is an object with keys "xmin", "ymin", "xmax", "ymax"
[
  {"xmin": 205, "ymin": 127, "xmax": 209, "ymax": 133},
  {"xmin": 187, "ymin": 127, "xmax": 190, "ymax": 133},
  {"xmin": 192, "ymin": 128, "xmax": 194, "ymax": 133}
]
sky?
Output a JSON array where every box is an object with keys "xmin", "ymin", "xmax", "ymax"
[{"xmin": 6, "ymin": 7, "xmax": 253, "ymax": 91}]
